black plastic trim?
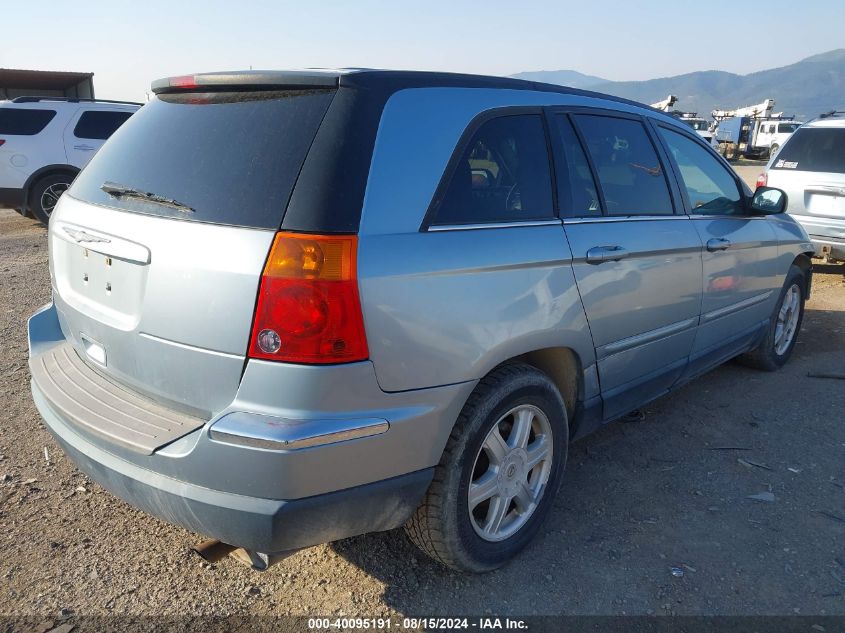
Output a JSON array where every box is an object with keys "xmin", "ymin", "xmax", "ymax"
[{"xmin": 0, "ymin": 187, "xmax": 25, "ymax": 209}]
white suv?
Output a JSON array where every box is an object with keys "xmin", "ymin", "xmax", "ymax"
[
  {"xmin": 0, "ymin": 97, "xmax": 140, "ymax": 223},
  {"xmin": 762, "ymin": 112, "xmax": 845, "ymax": 262}
]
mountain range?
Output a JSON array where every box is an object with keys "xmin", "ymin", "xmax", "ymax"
[{"xmin": 511, "ymin": 49, "xmax": 845, "ymax": 121}]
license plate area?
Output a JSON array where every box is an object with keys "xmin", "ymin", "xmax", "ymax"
[
  {"xmin": 52, "ymin": 236, "xmax": 149, "ymax": 331},
  {"xmin": 805, "ymin": 192, "xmax": 845, "ymax": 218}
]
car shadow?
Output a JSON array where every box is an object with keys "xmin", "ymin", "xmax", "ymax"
[
  {"xmin": 329, "ymin": 288, "xmax": 845, "ymax": 616},
  {"xmin": 812, "ymin": 262, "xmax": 845, "ymax": 275}
]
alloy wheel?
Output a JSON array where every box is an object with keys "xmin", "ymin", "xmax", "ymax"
[
  {"xmin": 468, "ymin": 404, "xmax": 554, "ymax": 542},
  {"xmin": 40, "ymin": 182, "xmax": 69, "ymax": 217},
  {"xmin": 774, "ymin": 283, "xmax": 801, "ymax": 355}
]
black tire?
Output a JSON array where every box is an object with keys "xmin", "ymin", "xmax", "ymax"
[
  {"xmin": 29, "ymin": 173, "xmax": 73, "ymax": 224},
  {"xmin": 739, "ymin": 264, "xmax": 806, "ymax": 371},
  {"xmin": 770, "ymin": 144, "xmax": 779, "ymax": 158},
  {"xmin": 405, "ymin": 363, "xmax": 568, "ymax": 573}
]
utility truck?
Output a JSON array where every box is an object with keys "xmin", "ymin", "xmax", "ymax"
[{"xmin": 712, "ymin": 99, "xmax": 801, "ymax": 159}]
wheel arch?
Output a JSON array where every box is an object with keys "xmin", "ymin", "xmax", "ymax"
[
  {"xmin": 793, "ymin": 252, "xmax": 813, "ymax": 298},
  {"xmin": 23, "ymin": 164, "xmax": 80, "ymax": 202},
  {"xmin": 488, "ymin": 346, "xmax": 593, "ymax": 439}
]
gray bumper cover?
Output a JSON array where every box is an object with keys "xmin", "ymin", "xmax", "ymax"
[{"xmin": 34, "ymin": 382, "xmax": 432, "ymax": 553}]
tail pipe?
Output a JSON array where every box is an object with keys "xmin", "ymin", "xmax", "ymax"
[{"xmin": 191, "ymin": 539, "xmax": 298, "ymax": 571}]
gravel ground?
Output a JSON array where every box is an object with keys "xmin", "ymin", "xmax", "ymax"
[{"xmin": 1, "ymin": 174, "xmax": 844, "ymax": 621}]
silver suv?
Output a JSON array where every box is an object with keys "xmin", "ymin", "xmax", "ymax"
[
  {"xmin": 762, "ymin": 112, "xmax": 845, "ymax": 262},
  {"xmin": 28, "ymin": 70, "xmax": 814, "ymax": 573}
]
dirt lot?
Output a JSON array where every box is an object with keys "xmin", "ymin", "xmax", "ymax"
[{"xmin": 1, "ymin": 176, "xmax": 844, "ymax": 621}]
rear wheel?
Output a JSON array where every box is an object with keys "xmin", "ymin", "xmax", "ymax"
[
  {"xmin": 29, "ymin": 174, "xmax": 73, "ymax": 224},
  {"xmin": 739, "ymin": 265, "xmax": 806, "ymax": 370},
  {"xmin": 405, "ymin": 363, "xmax": 568, "ymax": 572}
]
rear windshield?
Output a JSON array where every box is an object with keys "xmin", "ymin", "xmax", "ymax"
[
  {"xmin": 771, "ymin": 127, "xmax": 845, "ymax": 173},
  {"xmin": 70, "ymin": 90, "xmax": 335, "ymax": 229},
  {"xmin": 0, "ymin": 108, "xmax": 56, "ymax": 135}
]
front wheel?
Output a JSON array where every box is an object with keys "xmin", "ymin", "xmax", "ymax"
[
  {"xmin": 739, "ymin": 264, "xmax": 806, "ymax": 371},
  {"xmin": 770, "ymin": 144, "xmax": 780, "ymax": 158},
  {"xmin": 405, "ymin": 363, "xmax": 568, "ymax": 572}
]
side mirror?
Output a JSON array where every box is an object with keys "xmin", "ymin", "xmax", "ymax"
[{"xmin": 749, "ymin": 187, "xmax": 787, "ymax": 214}]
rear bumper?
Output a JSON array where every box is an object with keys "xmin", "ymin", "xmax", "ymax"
[
  {"xmin": 0, "ymin": 186, "xmax": 25, "ymax": 209},
  {"xmin": 808, "ymin": 235, "xmax": 845, "ymax": 260},
  {"xmin": 34, "ymin": 381, "xmax": 431, "ymax": 553},
  {"xmin": 28, "ymin": 302, "xmax": 471, "ymax": 552},
  {"xmin": 790, "ymin": 215, "xmax": 845, "ymax": 259}
]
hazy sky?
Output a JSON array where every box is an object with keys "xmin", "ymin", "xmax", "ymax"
[{"xmin": 3, "ymin": 0, "xmax": 843, "ymax": 101}]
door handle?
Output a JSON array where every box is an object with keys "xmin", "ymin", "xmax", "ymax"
[
  {"xmin": 706, "ymin": 238, "xmax": 731, "ymax": 252},
  {"xmin": 586, "ymin": 245, "xmax": 629, "ymax": 264},
  {"xmin": 73, "ymin": 144, "xmax": 95, "ymax": 151}
]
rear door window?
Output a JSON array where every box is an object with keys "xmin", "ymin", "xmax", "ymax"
[
  {"xmin": 431, "ymin": 114, "xmax": 554, "ymax": 225},
  {"xmin": 73, "ymin": 110, "xmax": 134, "ymax": 140},
  {"xmin": 70, "ymin": 90, "xmax": 336, "ymax": 229},
  {"xmin": 0, "ymin": 108, "xmax": 56, "ymax": 135},
  {"xmin": 573, "ymin": 114, "xmax": 674, "ymax": 215},
  {"xmin": 659, "ymin": 127, "xmax": 743, "ymax": 215},
  {"xmin": 771, "ymin": 127, "xmax": 845, "ymax": 173},
  {"xmin": 550, "ymin": 114, "xmax": 601, "ymax": 217}
]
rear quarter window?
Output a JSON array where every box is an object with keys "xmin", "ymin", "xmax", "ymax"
[
  {"xmin": 771, "ymin": 127, "xmax": 845, "ymax": 173},
  {"xmin": 69, "ymin": 89, "xmax": 336, "ymax": 229},
  {"xmin": 430, "ymin": 113, "xmax": 554, "ymax": 226},
  {"xmin": 0, "ymin": 108, "xmax": 57, "ymax": 135}
]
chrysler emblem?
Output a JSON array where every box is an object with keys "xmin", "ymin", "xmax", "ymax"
[{"xmin": 63, "ymin": 227, "xmax": 111, "ymax": 244}]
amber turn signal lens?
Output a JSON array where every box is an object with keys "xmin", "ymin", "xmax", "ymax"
[
  {"xmin": 248, "ymin": 232, "xmax": 368, "ymax": 364},
  {"xmin": 263, "ymin": 233, "xmax": 355, "ymax": 281}
]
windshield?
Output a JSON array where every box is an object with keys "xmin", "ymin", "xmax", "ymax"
[
  {"xmin": 771, "ymin": 127, "xmax": 845, "ymax": 173},
  {"xmin": 684, "ymin": 120, "xmax": 708, "ymax": 131},
  {"xmin": 70, "ymin": 89, "xmax": 335, "ymax": 229}
]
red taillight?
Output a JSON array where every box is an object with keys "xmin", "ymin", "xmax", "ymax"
[
  {"xmin": 169, "ymin": 75, "xmax": 199, "ymax": 89},
  {"xmin": 248, "ymin": 232, "xmax": 368, "ymax": 364},
  {"xmin": 756, "ymin": 173, "xmax": 767, "ymax": 189},
  {"xmin": 0, "ymin": 140, "xmax": 5, "ymax": 147}
]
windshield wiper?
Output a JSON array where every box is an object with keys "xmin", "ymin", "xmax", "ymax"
[{"xmin": 101, "ymin": 182, "xmax": 195, "ymax": 213}]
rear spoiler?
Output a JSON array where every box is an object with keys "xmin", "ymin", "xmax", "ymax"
[{"xmin": 151, "ymin": 70, "xmax": 340, "ymax": 94}]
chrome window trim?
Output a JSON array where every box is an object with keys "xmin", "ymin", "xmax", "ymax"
[
  {"xmin": 562, "ymin": 215, "xmax": 689, "ymax": 225},
  {"xmin": 427, "ymin": 219, "xmax": 562, "ymax": 232},
  {"xmin": 687, "ymin": 214, "xmax": 766, "ymax": 220}
]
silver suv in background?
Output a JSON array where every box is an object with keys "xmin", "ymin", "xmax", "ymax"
[
  {"xmin": 762, "ymin": 112, "xmax": 845, "ymax": 262},
  {"xmin": 28, "ymin": 70, "xmax": 814, "ymax": 573}
]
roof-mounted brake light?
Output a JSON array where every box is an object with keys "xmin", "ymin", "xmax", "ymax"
[{"xmin": 168, "ymin": 75, "xmax": 199, "ymax": 89}]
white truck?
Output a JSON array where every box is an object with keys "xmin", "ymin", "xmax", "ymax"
[
  {"xmin": 675, "ymin": 112, "xmax": 715, "ymax": 145},
  {"xmin": 712, "ymin": 99, "xmax": 802, "ymax": 159}
]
